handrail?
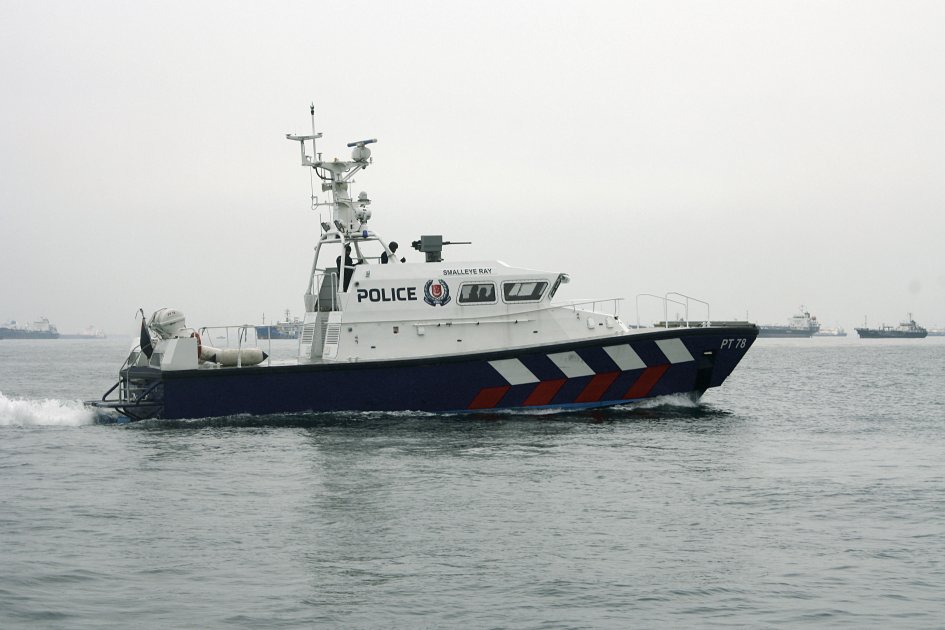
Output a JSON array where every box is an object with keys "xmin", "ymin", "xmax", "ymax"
[
  {"xmin": 327, "ymin": 271, "xmax": 338, "ymax": 311},
  {"xmin": 465, "ymin": 297, "xmax": 622, "ymax": 321},
  {"xmin": 101, "ymin": 380, "xmax": 120, "ymax": 402},
  {"xmin": 199, "ymin": 324, "xmax": 261, "ymax": 337},
  {"xmin": 306, "ymin": 269, "xmax": 339, "ymax": 312},
  {"xmin": 635, "ymin": 293, "xmax": 685, "ymax": 329},
  {"xmin": 665, "ymin": 292, "xmax": 710, "ymax": 328},
  {"xmin": 560, "ymin": 297, "xmax": 622, "ymax": 318},
  {"xmin": 401, "ymin": 297, "xmax": 622, "ymax": 328},
  {"xmin": 413, "ymin": 318, "xmax": 535, "ymax": 327}
]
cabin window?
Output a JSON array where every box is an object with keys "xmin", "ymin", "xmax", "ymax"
[
  {"xmin": 502, "ymin": 281, "xmax": 548, "ymax": 303},
  {"xmin": 458, "ymin": 282, "xmax": 496, "ymax": 304}
]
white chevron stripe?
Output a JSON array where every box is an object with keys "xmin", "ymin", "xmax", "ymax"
[
  {"xmin": 655, "ymin": 338, "xmax": 694, "ymax": 364},
  {"xmin": 489, "ymin": 358, "xmax": 539, "ymax": 385},
  {"xmin": 603, "ymin": 344, "xmax": 646, "ymax": 371},
  {"xmin": 547, "ymin": 351, "xmax": 595, "ymax": 378}
]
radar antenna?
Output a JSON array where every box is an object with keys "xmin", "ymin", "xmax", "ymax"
[{"xmin": 286, "ymin": 107, "xmax": 377, "ymax": 234}]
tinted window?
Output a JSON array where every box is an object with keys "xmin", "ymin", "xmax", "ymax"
[
  {"xmin": 502, "ymin": 281, "xmax": 548, "ymax": 302},
  {"xmin": 459, "ymin": 282, "xmax": 496, "ymax": 304}
]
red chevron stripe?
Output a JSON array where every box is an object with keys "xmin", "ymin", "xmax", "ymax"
[
  {"xmin": 524, "ymin": 379, "xmax": 567, "ymax": 406},
  {"xmin": 623, "ymin": 365, "xmax": 669, "ymax": 399},
  {"xmin": 468, "ymin": 385, "xmax": 511, "ymax": 409},
  {"xmin": 575, "ymin": 371, "xmax": 620, "ymax": 403}
]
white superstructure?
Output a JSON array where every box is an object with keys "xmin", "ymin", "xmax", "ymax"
[{"xmin": 286, "ymin": 107, "xmax": 629, "ymax": 364}]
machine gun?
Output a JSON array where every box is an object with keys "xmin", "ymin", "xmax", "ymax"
[{"xmin": 411, "ymin": 235, "xmax": 471, "ymax": 263}]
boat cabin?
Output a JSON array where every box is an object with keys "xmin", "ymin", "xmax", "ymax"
[{"xmin": 299, "ymin": 233, "xmax": 621, "ymax": 363}]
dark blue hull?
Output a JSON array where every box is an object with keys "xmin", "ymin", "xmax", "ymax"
[{"xmin": 103, "ymin": 326, "xmax": 757, "ymax": 420}]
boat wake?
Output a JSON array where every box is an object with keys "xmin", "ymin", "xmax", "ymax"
[
  {"xmin": 0, "ymin": 392, "xmax": 99, "ymax": 427},
  {"xmin": 82, "ymin": 395, "xmax": 722, "ymax": 430},
  {"xmin": 624, "ymin": 392, "xmax": 702, "ymax": 409},
  {"xmin": 476, "ymin": 393, "xmax": 702, "ymax": 418}
]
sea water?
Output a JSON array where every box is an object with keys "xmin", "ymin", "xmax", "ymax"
[{"xmin": 1, "ymin": 336, "xmax": 944, "ymax": 628}]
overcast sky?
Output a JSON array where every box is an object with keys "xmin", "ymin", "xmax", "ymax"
[{"xmin": 2, "ymin": 0, "xmax": 943, "ymax": 335}]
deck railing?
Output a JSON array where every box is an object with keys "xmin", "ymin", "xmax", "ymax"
[
  {"xmin": 559, "ymin": 297, "xmax": 622, "ymax": 318},
  {"xmin": 635, "ymin": 292, "xmax": 711, "ymax": 329}
]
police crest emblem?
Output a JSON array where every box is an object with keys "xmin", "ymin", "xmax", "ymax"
[{"xmin": 423, "ymin": 279, "xmax": 451, "ymax": 306}]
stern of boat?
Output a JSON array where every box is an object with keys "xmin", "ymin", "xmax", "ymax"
[{"xmin": 90, "ymin": 365, "xmax": 165, "ymax": 421}]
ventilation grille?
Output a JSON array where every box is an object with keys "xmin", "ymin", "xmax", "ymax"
[
  {"xmin": 301, "ymin": 323, "xmax": 317, "ymax": 345},
  {"xmin": 325, "ymin": 324, "xmax": 341, "ymax": 345}
]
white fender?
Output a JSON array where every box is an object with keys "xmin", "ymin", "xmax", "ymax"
[{"xmin": 199, "ymin": 345, "xmax": 268, "ymax": 367}]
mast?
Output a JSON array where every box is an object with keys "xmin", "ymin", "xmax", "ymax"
[
  {"xmin": 286, "ymin": 112, "xmax": 376, "ymax": 234},
  {"xmin": 286, "ymin": 108, "xmax": 380, "ymax": 310}
]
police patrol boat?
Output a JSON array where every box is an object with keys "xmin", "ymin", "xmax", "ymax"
[{"xmin": 91, "ymin": 108, "xmax": 758, "ymax": 420}]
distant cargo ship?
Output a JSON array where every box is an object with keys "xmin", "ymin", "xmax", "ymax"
[
  {"xmin": 814, "ymin": 326, "xmax": 847, "ymax": 337},
  {"xmin": 855, "ymin": 314, "xmax": 927, "ymax": 339},
  {"xmin": 758, "ymin": 308, "xmax": 820, "ymax": 338},
  {"xmin": 59, "ymin": 326, "xmax": 107, "ymax": 339},
  {"xmin": 0, "ymin": 317, "xmax": 60, "ymax": 339},
  {"xmin": 255, "ymin": 310, "xmax": 301, "ymax": 340}
]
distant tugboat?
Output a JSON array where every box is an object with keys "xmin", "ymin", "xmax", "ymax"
[
  {"xmin": 758, "ymin": 308, "xmax": 820, "ymax": 338},
  {"xmin": 855, "ymin": 314, "xmax": 927, "ymax": 339}
]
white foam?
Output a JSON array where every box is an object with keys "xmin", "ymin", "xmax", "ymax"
[
  {"xmin": 624, "ymin": 393, "xmax": 701, "ymax": 409},
  {"xmin": 0, "ymin": 391, "xmax": 96, "ymax": 426},
  {"xmin": 495, "ymin": 406, "xmax": 571, "ymax": 416}
]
